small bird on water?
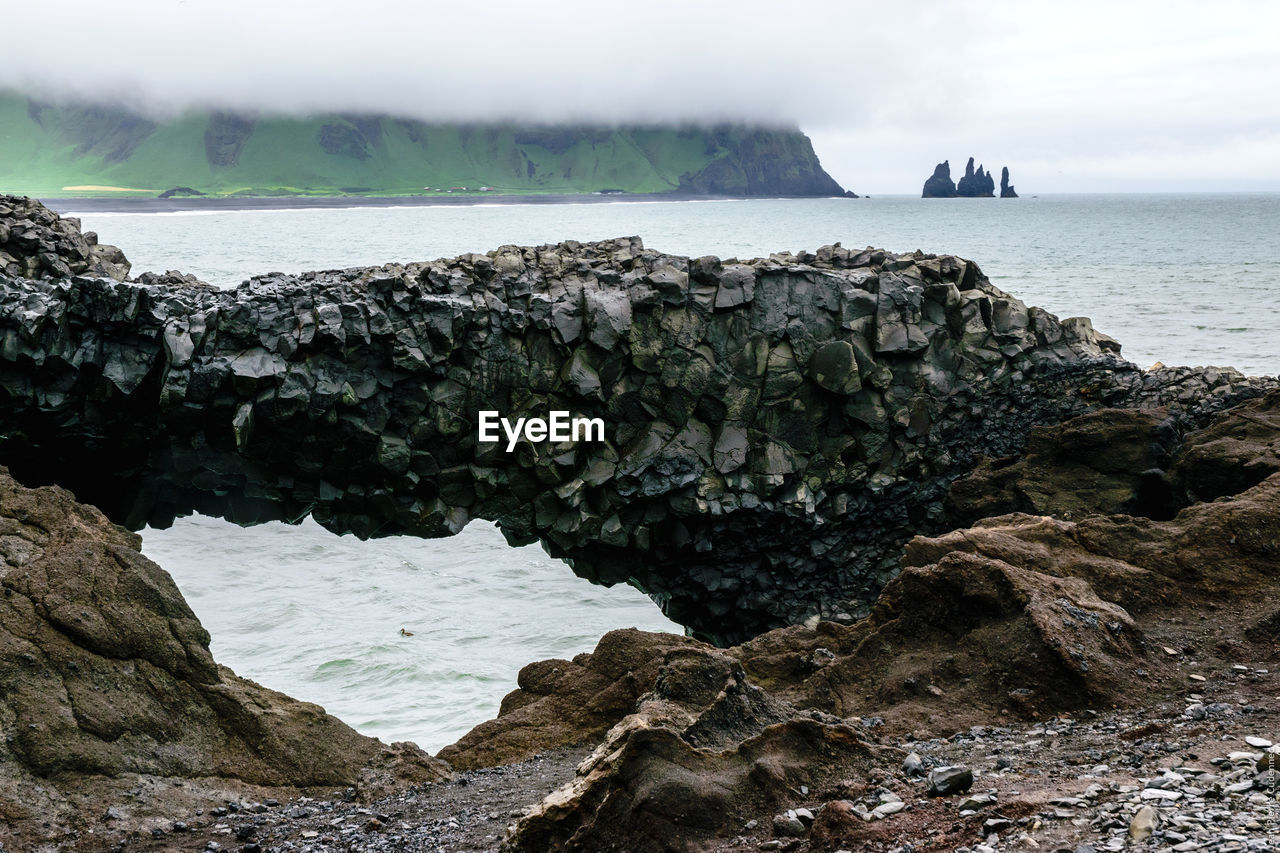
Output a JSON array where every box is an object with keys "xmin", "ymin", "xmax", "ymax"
[{"xmin": 399, "ymin": 628, "xmax": 414, "ymax": 637}]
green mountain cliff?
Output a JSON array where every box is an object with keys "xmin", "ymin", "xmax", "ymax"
[{"xmin": 0, "ymin": 92, "xmax": 848, "ymax": 198}]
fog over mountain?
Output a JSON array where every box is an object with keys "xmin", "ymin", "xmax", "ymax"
[{"xmin": 4, "ymin": 0, "xmax": 1278, "ymax": 193}]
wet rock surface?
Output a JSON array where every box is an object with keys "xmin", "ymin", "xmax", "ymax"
[
  {"xmin": 0, "ymin": 196, "xmax": 1273, "ymax": 645},
  {"xmin": 0, "ymin": 466, "xmax": 446, "ymax": 851}
]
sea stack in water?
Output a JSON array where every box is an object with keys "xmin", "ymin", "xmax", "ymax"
[
  {"xmin": 923, "ymin": 157, "xmax": 1018, "ymax": 198},
  {"xmin": 955, "ymin": 157, "xmax": 995, "ymax": 197},
  {"xmin": 1001, "ymin": 166, "xmax": 1019, "ymax": 198},
  {"xmin": 921, "ymin": 161, "xmax": 958, "ymax": 197}
]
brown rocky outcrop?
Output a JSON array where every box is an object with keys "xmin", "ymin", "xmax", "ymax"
[
  {"xmin": 502, "ymin": 650, "xmax": 883, "ymax": 853},
  {"xmin": 439, "ymin": 628, "xmax": 704, "ymax": 770},
  {"xmin": 0, "ymin": 467, "xmax": 446, "ymax": 847},
  {"xmin": 749, "ymin": 550, "xmax": 1149, "ymax": 721},
  {"xmin": 493, "ymin": 540, "xmax": 1155, "ymax": 850},
  {"xmin": 934, "ymin": 389, "xmax": 1280, "ymax": 605},
  {"xmin": 464, "ymin": 391, "xmax": 1280, "ymax": 849},
  {"xmin": 1171, "ymin": 387, "xmax": 1280, "ymax": 503},
  {"xmin": 945, "ymin": 406, "xmax": 1184, "ymax": 526}
]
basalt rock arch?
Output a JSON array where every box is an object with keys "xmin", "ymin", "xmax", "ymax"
[{"xmin": 0, "ymin": 205, "xmax": 1273, "ymax": 644}]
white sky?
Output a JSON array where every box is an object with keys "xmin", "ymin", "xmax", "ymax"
[{"xmin": 5, "ymin": 0, "xmax": 1278, "ymax": 193}]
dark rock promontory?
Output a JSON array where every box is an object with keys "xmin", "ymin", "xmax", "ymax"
[{"xmin": 0, "ymin": 196, "xmax": 1273, "ymax": 646}]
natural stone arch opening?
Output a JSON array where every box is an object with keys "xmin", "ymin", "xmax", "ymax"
[
  {"xmin": 1, "ymin": 237, "xmax": 1268, "ymax": 645},
  {"xmin": 138, "ymin": 512, "xmax": 679, "ymax": 749}
]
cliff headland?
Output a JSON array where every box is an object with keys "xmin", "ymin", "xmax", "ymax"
[{"xmin": 0, "ymin": 92, "xmax": 849, "ymax": 200}]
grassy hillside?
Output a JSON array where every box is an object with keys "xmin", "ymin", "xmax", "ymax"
[{"xmin": 0, "ymin": 92, "xmax": 846, "ymax": 198}]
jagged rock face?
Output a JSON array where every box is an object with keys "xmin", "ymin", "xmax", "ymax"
[
  {"xmin": 439, "ymin": 628, "xmax": 705, "ymax": 770},
  {"xmin": 501, "ymin": 648, "xmax": 881, "ymax": 853},
  {"xmin": 1000, "ymin": 165, "xmax": 1018, "ymax": 198},
  {"xmin": 924, "ymin": 160, "xmax": 1016, "ymax": 198},
  {"xmin": 921, "ymin": 160, "xmax": 958, "ymax": 198},
  {"xmin": 911, "ymin": 390, "xmax": 1280, "ymax": 611},
  {"xmin": 0, "ymin": 195, "xmax": 130, "ymax": 281},
  {"xmin": 956, "ymin": 157, "xmax": 996, "ymax": 197},
  {"xmin": 0, "ymin": 466, "xmax": 446, "ymax": 846},
  {"xmin": 447, "ymin": 392, "xmax": 1280, "ymax": 851},
  {"xmin": 0, "ymin": 200, "xmax": 1274, "ymax": 645}
]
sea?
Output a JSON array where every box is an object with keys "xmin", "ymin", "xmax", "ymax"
[{"xmin": 58, "ymin": 193, "xmax": 1280, "ymax": 752}]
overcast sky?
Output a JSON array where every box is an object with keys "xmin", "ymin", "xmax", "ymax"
[{"xmin": 5, "ymin": 0, "xmax": 1278, "ymax": 193}]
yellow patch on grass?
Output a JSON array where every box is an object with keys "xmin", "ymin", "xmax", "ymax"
[{"xmin": 61, "ymin": 185, "xmax": 151, "ymax": 192}]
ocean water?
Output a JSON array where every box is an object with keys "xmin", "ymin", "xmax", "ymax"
[{"xmin": 65, "ymin": 194, "xmax": 1280, "ymax": 751}]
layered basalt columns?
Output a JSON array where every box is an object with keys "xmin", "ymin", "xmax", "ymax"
[{"xmin": 0, "ymin": 230, "xmax": 1273, "ymax": 644}]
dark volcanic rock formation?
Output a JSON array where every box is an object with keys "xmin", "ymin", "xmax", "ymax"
[
  {"xmin": 1001, "ymin": 165, "xmax": 1018, "ymax": 198},
  {"xmin": 921, "ymin": 160, "xmax": 958, "ymax": 198},
  {"xmin": 0, "ymin": 466, "xmax": 446, "ymax": 847},
  {"xmin": 449, "ymin": 393, "xmax": 1280, "ymax": 851},
  {"xmin": 956, "ymin": 157, "xmax": 996, "ymax": 197},
  {"xmin": 0, "ymin": 197, "xmax": 1274, "ymax": 645},
  {"xmin": 924, "ymin": 158, "xmax": 1017, "ymax": 198},
  {"xmin": 0, "ymin": 195, "xmax": 130, "ymax": 281}
]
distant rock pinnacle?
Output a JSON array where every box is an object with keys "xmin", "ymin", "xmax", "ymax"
[
  {"xmin": 1000, "ymin": 166, "xmax": 1018, "ymax": 198},
  {"xmin": 921, "ymin": 160, "xmax": 958, "ymax": 198}
]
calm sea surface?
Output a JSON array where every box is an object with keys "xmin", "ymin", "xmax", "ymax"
[{"xmin": 64, "ymin": 194, "xmax": 1280, "ymax": 751}]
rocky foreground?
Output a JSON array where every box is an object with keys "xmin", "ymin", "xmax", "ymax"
[
  {"xmin": 0, "ymin": 197, "xmax": 1278, "ymax": 851},
  {"xmin": 6, "ymin": 389, "xmax": 1277, "ymax": 852}
]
